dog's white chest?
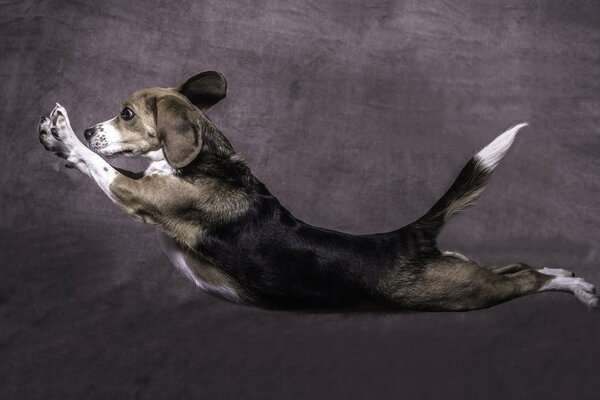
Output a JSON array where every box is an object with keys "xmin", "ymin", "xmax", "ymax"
[{"xmin": 157, "ymin": 232, "xmax": 241, "ymax": 302}]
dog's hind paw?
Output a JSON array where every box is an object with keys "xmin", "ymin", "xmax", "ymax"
[
  {"xmin": 578, "ymin": 291, "xmax": 599, "ymax": 309},
  {"xmin": 573, "ymin": 278, "xmax": 599, "ymax": 308},
  {"xmin": 541, "ymin": 276, "xmax": 598, "ymax": 309}
]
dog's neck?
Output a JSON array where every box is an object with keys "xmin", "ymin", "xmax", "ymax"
[{"xmin": 143, "ymin": 149, "xmax": 175, "ymax": 176}]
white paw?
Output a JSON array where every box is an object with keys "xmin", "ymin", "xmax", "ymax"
[
  {"xmin": 538, "ymin": 267, "xmax": 575, "ymax": 277},
  {"xmin": 571, "ymin": 278, "xmax": 598, "ymax": 308},
  {"xmin": 574, "ymin": 287, "xmax": 599, "ymax": 308},
  {"xmin": 38, "ymin": 103, "xmax": 84, "ymax": 162},
  {"xmin": 541, "ymin": 276, "xmax": 598, "ymax": 308}
]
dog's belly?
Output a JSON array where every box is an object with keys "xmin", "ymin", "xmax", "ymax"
[{"xmin": 158, "ymin": 231, "xmax": 243, "ymax": 303}]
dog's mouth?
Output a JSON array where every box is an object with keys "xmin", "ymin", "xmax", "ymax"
[
  {"xmin": 106, "ymin": 149, "xmax": 135, "ymax": 158},
  {"xmin": 87, "ymin": 141, "xmax": 137, "ymax": 158}
]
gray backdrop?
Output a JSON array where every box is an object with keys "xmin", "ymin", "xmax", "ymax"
[{"xmin": 1, "ymin": 1, "xmax": 599, "ymax": 399}]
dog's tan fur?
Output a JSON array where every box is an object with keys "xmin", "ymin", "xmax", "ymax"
[
  {"xmin": 378, "ymin": 255, "xmax": 552, "ymax": 310},
  {"xmin": 111, "ymin": 173, "xmax": 254, "ymax": 248}
]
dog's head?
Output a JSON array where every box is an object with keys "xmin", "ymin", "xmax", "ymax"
[{"xmin": 85, "ymin": 71, "xmax": 228, "ymax": 168}]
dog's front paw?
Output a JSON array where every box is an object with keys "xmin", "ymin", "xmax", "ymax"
[{"xmin": 38, "ymin": 104, "xmax": 84, "ymax": 161}]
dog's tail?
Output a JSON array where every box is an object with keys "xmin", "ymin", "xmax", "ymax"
[{"xmin": 412, "ymin": 123, "xmax": 528, "ymax": 236}]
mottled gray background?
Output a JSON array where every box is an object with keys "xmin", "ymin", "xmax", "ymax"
[{"xmin": 1, "ymin": 0, "xmax": 600, "ymax": 399}]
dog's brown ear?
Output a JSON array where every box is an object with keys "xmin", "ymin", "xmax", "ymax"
[
  {"xmin": 175, "ymin": 71, "xmax": 227, "ymax": 111},
  {"xmin": 156, "ymin": 95, "xmax": 203, "ymax": 169}
]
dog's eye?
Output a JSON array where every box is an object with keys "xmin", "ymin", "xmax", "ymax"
[{"xmin": 120, "ymin": 107, "xmax": 135, "ymax": 121}]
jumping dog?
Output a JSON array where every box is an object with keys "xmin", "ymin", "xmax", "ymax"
[{"xmin": 38, "ymin": 71, "xmax": 598, "ymax": 310}]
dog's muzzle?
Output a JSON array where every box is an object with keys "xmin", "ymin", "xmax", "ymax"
[{"xmin": 84, "ymin": 125, "xmax": 109, "ymax": 152}]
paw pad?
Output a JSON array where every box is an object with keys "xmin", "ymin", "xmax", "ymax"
[{"xmin": 37, "ymin": 104, "xmax": 82, "ymax": 161}]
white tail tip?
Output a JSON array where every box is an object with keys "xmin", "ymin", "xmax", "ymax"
[{"xmin": 475, "ymin": 123, "xmax": 528, "ymax": 170}]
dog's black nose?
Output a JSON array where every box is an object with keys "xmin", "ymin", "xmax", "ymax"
[{"xmin": 84, "ymin": 127, "xmax": 95, "ymax": 140}]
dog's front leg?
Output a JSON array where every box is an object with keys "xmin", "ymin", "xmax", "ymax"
[
  {"xmin": 38, "ymin": 104, "xmax": 123, "ymax": 203},
  {"xmin": 38, "ymin": 105, "xmax": 201, "ymax": 247}
]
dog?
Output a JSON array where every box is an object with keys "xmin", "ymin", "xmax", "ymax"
[{"xmin": 37, "ymin": 71, "xmax": 598, "ymax": 311}]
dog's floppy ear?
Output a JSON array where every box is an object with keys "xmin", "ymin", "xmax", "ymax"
[
  {"xmin": 175, "ymin": 71, "xmax": 227, "ymax": 111},
  {"xmin": 155, "ymin": 95, "xmax": 203, "ymax": 169}
]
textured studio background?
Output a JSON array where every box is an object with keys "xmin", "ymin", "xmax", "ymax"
[{"xmin": 1, "ymin": 1, "xmax": 600, "ymax": 399}]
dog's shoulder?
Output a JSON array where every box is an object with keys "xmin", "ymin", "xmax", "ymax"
[{"xmin": 175, "ymin": 151, "xmax": 266, "ymax": 224}]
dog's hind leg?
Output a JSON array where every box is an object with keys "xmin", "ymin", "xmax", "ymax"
[
  {"xmin": 383, "ymin": 254, "xmax": 597, "ymax": 310},
  {"xmin": 492, "ymin": 263, "xmax": 576, "ymax": 278},
  {"xmin": 491, "ymin": 263, "xmax": 532, "ymax": 275}
]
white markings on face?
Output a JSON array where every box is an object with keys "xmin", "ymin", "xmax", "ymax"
[
  {"xmin": 87, "ymin": 116, "xmax": 133, "ymax": 157},
  {"xmin": 158, "ymin": 232, "xmax": 241, "ymax": 303}
]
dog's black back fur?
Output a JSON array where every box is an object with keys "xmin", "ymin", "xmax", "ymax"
[{"xmin": 189, "ymin": 167, "xmax": 438, "ymax": 308}]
